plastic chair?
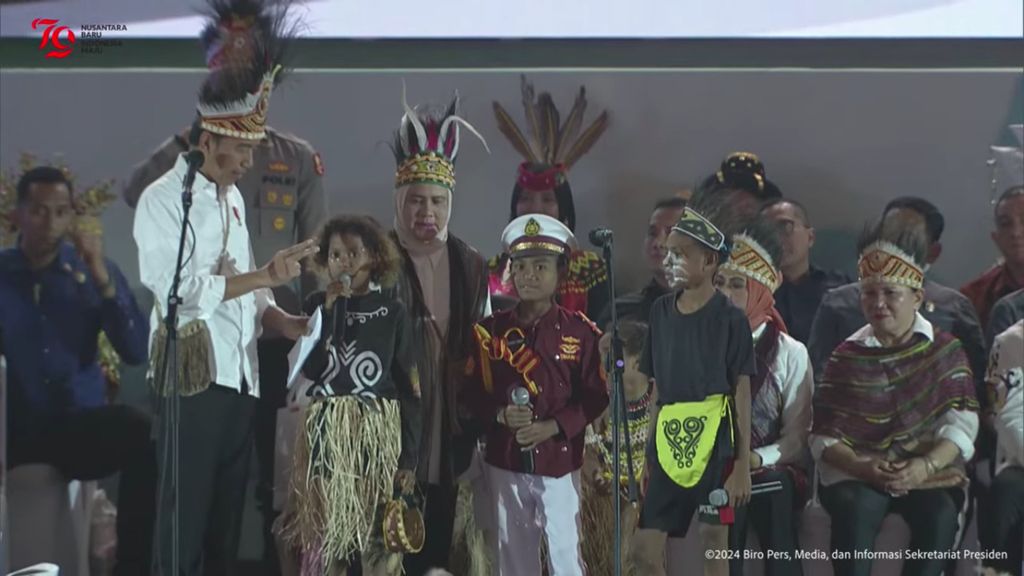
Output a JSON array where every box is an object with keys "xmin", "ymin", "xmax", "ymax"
[{"xmin": 6, "ymin": 465, "xmax": 93, "ymax": 576}]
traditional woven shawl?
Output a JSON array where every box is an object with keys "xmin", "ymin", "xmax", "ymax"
[
  {"xmin": 750, "ymin": 320, "xmax": 783, "ymax": 450},
  {"xmin": 812, "ymin": 330, "xmax": 977, "ymax": 458}
]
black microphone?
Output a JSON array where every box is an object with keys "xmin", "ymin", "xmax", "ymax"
[
  {"xmin": 589, "ymin": 227, "xmax": 614, "ymax": 247},
  {"xmin": 181, "ymin": 149, "xmax": 206, "ymax": 197},
  {"xmin": 511, "ymin": 386, "xmax": 534, "ymax": 474}
]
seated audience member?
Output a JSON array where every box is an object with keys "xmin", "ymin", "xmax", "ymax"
[
  {"xmin": 599, "ymin": 197, "xmax": 687, "ymax": 327},
  {"xmin": 979, "ymin": 319, "xmax": 1024, "ymax": 576},
  {"xmin": 699, "ymin": 151, "xmax": 783, "ymax": 220},
  {"xmin": 0, "ymin": 166, "xmax": 155, "ymax": 576},
  {"xmin": 760, "ymin": 198, "xmax": 851, "ymax": 345},
  {"xmin": 714, "ymin": 218, "xmax": 812, "ymax": 576},
  {"xmin": 810, "ymin": 223, "xmax": 978, "ymax": 576},
  {"xmin": 987, "ymin": 288, "xmax": 1024, "ymax": 348},
  {"xmin": 962, "ymin": 186, "xmax": 1024, "ymax": 336},
  {"xmin": 807, "ymin": 197, "xmax": 985, "ymax": 395}
]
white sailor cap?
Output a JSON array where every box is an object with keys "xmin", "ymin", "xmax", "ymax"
[{"xmin": 501, "ymin": 214, "xmax": 578, "ymax": 259}]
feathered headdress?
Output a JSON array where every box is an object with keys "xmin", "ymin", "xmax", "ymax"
[
  {"xmin": 195, "ymin": 0, "xmax": 300, "ymax": 140},
  {"xmin": 392, "ymin": 86, "xmax": 489, "ymax": 191},
  {"xmin": 493, "ymin": 75, "xmax": 609, "ymax": 191},
  {"xmin": 721, "ymin": 218, "xmax": 783, "ymax": 292},
  {"xmin": 671, "ymin": 188, "xmax": 740, "ymax": 260},
  {"xmin": 857, "ymin": 224, "xmax": 927, "ymax": 290}
]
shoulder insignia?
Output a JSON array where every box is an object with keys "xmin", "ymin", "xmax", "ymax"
[{"xmin": 313, "ymin": 153, "xmax": 325, "ymax": 176}]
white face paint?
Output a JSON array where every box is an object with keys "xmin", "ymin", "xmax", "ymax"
[{"xmin": 662, "ymin": 251, "xmax": 687, "ymax": 289}]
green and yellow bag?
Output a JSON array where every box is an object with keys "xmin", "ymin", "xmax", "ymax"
[{"xmin": 655, "ymin": 394, "xmax": 733, "ymax": 488}]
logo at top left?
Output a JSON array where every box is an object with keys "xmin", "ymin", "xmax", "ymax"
[{"xmin": 32, "ymin": 18, "xmax": 76, "ymax": 59}]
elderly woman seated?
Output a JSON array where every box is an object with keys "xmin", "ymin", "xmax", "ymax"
[{"xmin": 809, "ymin": 224, "xmax": 979, "ymax": 576}]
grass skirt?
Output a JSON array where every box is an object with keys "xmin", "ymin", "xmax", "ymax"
[
  {"xmin": 580, "ymin": 478, "xmax": 640, "ymax": 576},
  {"xmin": 449, "ymin": 482, "xmax": 493, "ymax": 575},
  {"xmin": 278, "ymin": 395, "xmax": 402, "ymax": 573}
]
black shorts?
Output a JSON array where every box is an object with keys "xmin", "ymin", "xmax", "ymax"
[{"xmin": 639, "ymin": 419, "xmax": 732, "ymax": 537}]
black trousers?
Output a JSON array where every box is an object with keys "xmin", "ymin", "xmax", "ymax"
[
  {"xmin": 820, "ymin": 481, "xmax": 965, "ymax": 576},
  {"xmin": 729, "ymin": 469, "xmax": 803, "ymax": 576},
  {"xmin": 8, "ymin": 405, "xmax": 157, "ymax": 576},
  {"xmin": 979, "ymin": 466, "xmax": 1024, "ymax": 576},
  {"xmin": 255, "ymin": 338, "xmax": 292, "ymax": 575},
  {"xmin": 156, "ymin": 385, "xmax": 256, "ymax": 576},
  {"xmin": 402, "ymin": 482, "xmax": 459, "ymax": 576}
]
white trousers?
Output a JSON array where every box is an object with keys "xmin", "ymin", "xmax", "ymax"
[{"xmin": 485, "ymin": 463, "xmax": 586, "ymax": 576}]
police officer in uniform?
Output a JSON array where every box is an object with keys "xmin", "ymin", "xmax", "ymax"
[{"xmin": 121, "ymin": 1, "xmax": 326, "ymax": 572}]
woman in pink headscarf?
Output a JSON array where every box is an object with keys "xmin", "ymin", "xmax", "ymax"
[{"xmin": 713, "ymin": 217, "xmax": 812, "ymax": 576}]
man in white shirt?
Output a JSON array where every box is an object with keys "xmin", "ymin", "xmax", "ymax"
[
  {"xmin": 980, "ymin": 320, "xmax": 1023, "ymax": 576},
  {"xmin": 133, "ymin": 39, "xmax": 316, "ymax": 574}
]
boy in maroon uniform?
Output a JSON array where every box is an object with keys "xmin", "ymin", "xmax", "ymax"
[{"xmin": 464, "ymin": 213, "xmax": 609, "ymax": 575}]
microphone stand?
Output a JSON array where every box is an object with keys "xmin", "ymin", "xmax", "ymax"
[
  {"xmin": 599, "ymin": 235, "xmax": 638, "ymax": 576},
  {"xmin": 155, "ymin": 163, "xmax": 198, "ymax": 575}
]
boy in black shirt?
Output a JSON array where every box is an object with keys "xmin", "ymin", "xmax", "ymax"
[{"xmin": 630, "ymin": 195, "xmax": 756, "ymax": 576}]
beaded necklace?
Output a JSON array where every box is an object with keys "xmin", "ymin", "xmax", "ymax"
[{"xmin": 596, "ymin": 388, "xmax": 651, "ymax": 490}]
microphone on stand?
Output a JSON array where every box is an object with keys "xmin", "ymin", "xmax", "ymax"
[
  {"xmin": 181, "ymin": 149, "xmax": 205, "ymax": 200},
  {"xmin": 588, "ymin": 227, "xmax": 614, "ymax": 248},
  {"xmin": 511, "ymin": 386, "xmax": 534, "ymax": 474}
]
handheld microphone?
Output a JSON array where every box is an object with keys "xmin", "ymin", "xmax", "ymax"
[
  {"xmin": 181, "ymin": 149, "xmax": 206, "ymax": 199},
  {"xmin": 331, "ymin": 272, "xmax": 353, "ymax": 342},
  {"xmin": 588, "ymin": 227, "xmax": 614, "ymax": 248},
  {"xmin": 704, "ymin": 480, "xmax": 784, "ymax": 524},
  {"xmin": 511, "ymin": 386, "xmax": 534, "ymax": 474},
  {"xmin": 705, "ymin": 488, "xmax": 735, "ymax": 525},
  {"xmin": 709, "ymin": 488, "xmax": 729, "ymax": 507}
]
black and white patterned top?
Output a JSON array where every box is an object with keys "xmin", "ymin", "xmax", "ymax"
[{"xmin": 301, "ymin": 290, "xmax": 421, "ymax": 468}]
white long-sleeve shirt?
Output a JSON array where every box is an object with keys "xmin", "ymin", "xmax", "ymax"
[
  {"xmin": 990, "ymin": 320, "xmax": 1024, "ymax": 474},
  {"xmin": 752, "ymin": 323, "xmax": 813, "ymax": 468},
  {"xmin": 809, "ymin": 313, "xmax": 979, "ymax": 486},
  {"xmin": 134, "ymin": 154, "xmax": 274, "ymax": 397}
]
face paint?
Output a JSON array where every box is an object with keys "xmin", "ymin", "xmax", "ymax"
[{"xmin": 662, "ymin": 251, "xmax": 687, "ymax": 289}]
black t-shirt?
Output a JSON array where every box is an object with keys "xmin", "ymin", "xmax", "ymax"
[{"xmin": 641, "ymin": 290, "xmax": 755, "ymax": 404}]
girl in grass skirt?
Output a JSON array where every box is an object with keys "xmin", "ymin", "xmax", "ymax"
[{"xmin": 279, "ymin": 215, "xmax": 421, "ymax": 576}]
